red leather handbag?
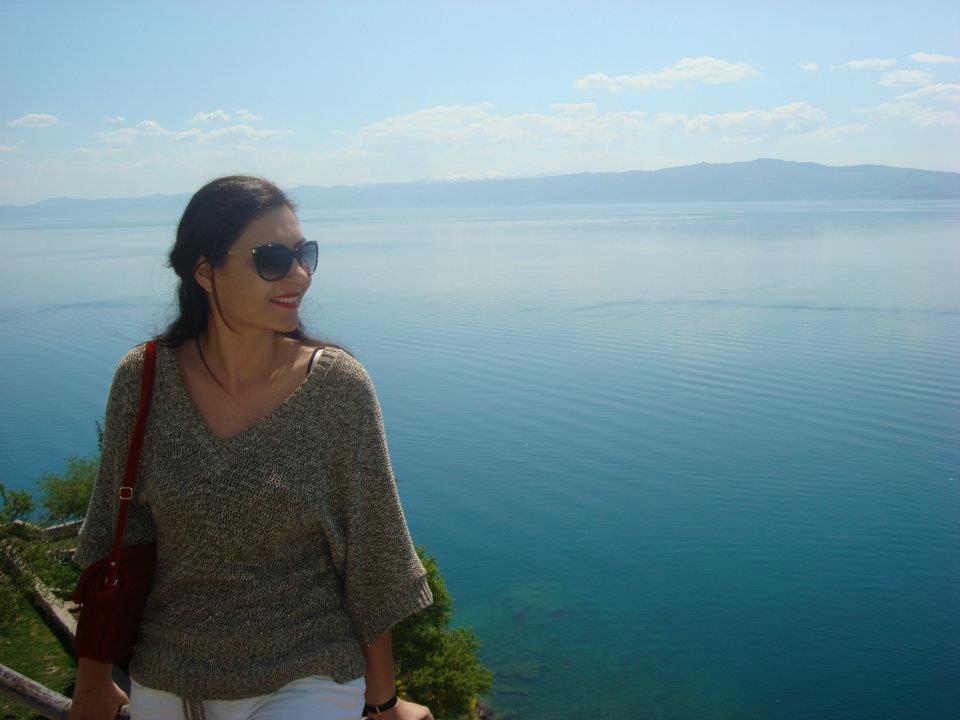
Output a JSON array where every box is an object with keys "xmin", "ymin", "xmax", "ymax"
[{"xmin": 72, "ymin": 339, "xmax": 158, "ymax": 663}]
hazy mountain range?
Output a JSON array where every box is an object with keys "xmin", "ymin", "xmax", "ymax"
[{"xmin": 2, "ymin": 159, "xmax": 958, "ymax": 222}]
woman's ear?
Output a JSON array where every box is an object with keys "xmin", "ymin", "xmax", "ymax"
[{"xmin": 194, "ymin": 256, "xmax": 214, "ymax": 294}]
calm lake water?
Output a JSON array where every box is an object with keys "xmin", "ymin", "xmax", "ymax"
[{"xmin": 1, "ymin": 201, "xmax": 958, "ymax": 719}]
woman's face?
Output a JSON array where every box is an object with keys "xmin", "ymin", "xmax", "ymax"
[{"xmin": 198, "ymin": 205, "xmax": 312, "ymax": 334}]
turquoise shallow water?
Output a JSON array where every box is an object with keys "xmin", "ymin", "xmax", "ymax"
[{"xmin": 1, "ymin": 201, "xmax": 958, "ymax": 719}]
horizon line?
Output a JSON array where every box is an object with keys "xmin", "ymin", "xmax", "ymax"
[{"xmin": 4, "ymin": 157, "xmax": 959, "ymax": 209}]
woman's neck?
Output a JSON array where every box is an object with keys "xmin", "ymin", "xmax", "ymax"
[{"xmin": 195, "ymin": 327, "xmax": 298, "ymax": 397}]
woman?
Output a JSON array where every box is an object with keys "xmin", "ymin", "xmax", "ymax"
[{"xmin": 70, "ymin": 176, "xmax": 435, "ymax": 720}]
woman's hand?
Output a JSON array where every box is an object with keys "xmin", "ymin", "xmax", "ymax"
[
  {"xmin": 69, "ymin": 657, "xmax": 129, "ymax": 720},
  {"xmin": 374, "ymin": 697, "xmax": 434, "ymax": 720},
  {"xmin": 68, "ymin": 682, "xmax": 128, "ymax": 720}
]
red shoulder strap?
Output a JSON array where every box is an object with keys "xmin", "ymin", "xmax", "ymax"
[{"xmin": 108, "ymin": 340, "xmax": 157, "ymax": 566}]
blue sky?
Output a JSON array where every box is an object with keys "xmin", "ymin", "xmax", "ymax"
[{"xmin": 2, "ymin": 0, "xmax": 958, "ymax": 204}]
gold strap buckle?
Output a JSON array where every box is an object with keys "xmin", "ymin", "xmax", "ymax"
[{"xmin": 118, "ymin": 486, "xmax": 134, "ymax": 500}]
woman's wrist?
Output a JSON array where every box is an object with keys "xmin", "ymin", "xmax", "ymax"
[
  {"xmin": 363, "ymin": 688, "xmax": 399, "ymax": 716},
  {"xmin": 76, "ymin": 656, "xmax": 114, "ymax": 679}
]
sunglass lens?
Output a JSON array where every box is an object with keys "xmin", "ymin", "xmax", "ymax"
[
  {"xmin": 300, "ymin": 241, "xmax": 318, "ymax": 274},
  {"xmin": 256, "ymin": 245, "xmax": 293, "ymax": 280}
]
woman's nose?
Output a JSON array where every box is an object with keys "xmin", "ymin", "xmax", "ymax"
[
  {"xmin": 289, "ymin": 254, "xmax": 313, "ymax": 283},
  {"xmin": 295, "ymin": 255, "xmax": 313, "ymax": 276}
]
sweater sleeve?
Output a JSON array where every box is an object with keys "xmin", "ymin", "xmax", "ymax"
[
  {"xmin": 73, "ymin": 344, "xmax": 157, "ymax": 569},
  {"xmin": 336, "ymin": 359, "xmax": 433, "ymax": 645}
]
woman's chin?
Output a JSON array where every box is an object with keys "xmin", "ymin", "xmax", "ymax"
[
  {"xmin": 255, "ymin": 318, "xmax": 299, "ymax": 335},
  {"xmin": 264, "ymin": 306, "xmax": 300, "ymax": 330}
]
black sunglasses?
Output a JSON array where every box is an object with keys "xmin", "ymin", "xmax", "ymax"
[{"xmin": 225, "ymin": 240, "xmax": 318, "ymax": 281}]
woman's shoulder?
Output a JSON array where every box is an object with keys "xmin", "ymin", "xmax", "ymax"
[
  {"xmin": 112, "ymin": 341, "xmax": 150, "ymax": 381},
  {"xmin": 109, "ymin": 339, "xmax": 169, "ymax": 393},
  {"xmin": 325, "ymin": 346, "xmax": 375, "ymax": 389},
  {"xmin": 98, "ymin": 341, "xmax": 156, "ymax": 413},
  {"xmin": 317, "ymin": 348, "xmax": 383, "ymax": 418}
]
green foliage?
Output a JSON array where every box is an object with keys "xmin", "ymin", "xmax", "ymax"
[
  {"xmin": 0, "ymin": 576, "xmax": 77, "ymax": 719},
  {"xmin": 0, "ymin": 571, "xmax": 19, "ymax": 633},
  {"xmin": 0, "ymin": 481, "xmax": 35, "ymax": 524},
  {"xmin": 37, "ymin": 454, "xmax": 99, "ymax": 524},
  {"xmin": 1, "ymin": 534, "xmax": 80, "ymax": 596},
  {"xmin": 393, "ymin": 547, "xmax": 493, "ymax": 719}
]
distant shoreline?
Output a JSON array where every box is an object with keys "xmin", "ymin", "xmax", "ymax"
[{"xmin": 3, "ymin": 158, "xmax": 959, "ymax": 213}]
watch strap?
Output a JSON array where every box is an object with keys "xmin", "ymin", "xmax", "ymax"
[{"xmin": 363, "ymin": 690, "xmax": 399, "ymax": 716}]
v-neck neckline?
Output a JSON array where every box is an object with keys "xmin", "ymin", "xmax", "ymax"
[{"xmin": 159, "ymin": 342, "xmax": 338, "ymax": 448}]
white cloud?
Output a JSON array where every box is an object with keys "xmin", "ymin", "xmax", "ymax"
[
  {"xmin": 909, "ymin": 52, "xmax": 960, "ymax": 64},
  {"xmin": 188, "ymin": 110, "xmax": 231, "ymax": 123},
  {"xmin": 897, "ymin": 83, "xmax": 960, "ymax": 102},
  {"xmin": 201, "ymin": 125, "xmax": 292, "ymax": 141},
  {"xmin": 799, "ymin": 61, "xmax": 819, "ymax": 71},
  {"xmin": 681, "ymin": 102, "xmax": 828, "ymax": 134},
  {"xmin": 853, "ymin": 100, "xmax": 960, "ymax": 128},
  {"xmin": 278, "ymin": 100, "xmax": 846, "ymax": 188},
  {"xmin": 236, "ymin": 108, "xmax": 262, "ymax": 122},
  {"xmin": 879, "ymin": 70, "xmax": 935, "ymax": 87},
  {"xmin": 135, "ymin": 120, "xmax": 170, "ymax": 138},
  {"xmin": 330, "ymin": 103, "xmax": 605, "ymax": 171},
  {"xmin": 808, "ymin": 124, "xmax": 870, "ymax": 140},
  {"xmin": 94, "ymin": 119, "xmax": 173, "ymax": 145},
  {"xmin": 335, "ymin": 100, "xmax": 829, "ymax": 158},
  {"xmin": 171, "ymin": 128, "xmax": 203, "ymax": 141},
  {"xmin": 0, "ymin": 145, "xmax": 18, "ymax": 153},
  {"xmin": 348, "ymin": 103, "xmax": 546, "ymax": 145},
  {"xmin": 104, "ymin": 115, "xmax": 126, "ymax": 124},
  {"xmin": 845, "ymin": 58, "xmax": 897, "ymax": 69},
  {"xmin": 8, "ymin": 113, "xmax": 60, "ymax": 128},
  {"xmin": 95, "ymin": 118, "xmax": 293, "ymax": 146},
  {"xmin": 650, "ymin": 112, "xmax": 687, "ymax": 126},
  {"xmin": 574, "ymin": 56, "xmax": 760, "ymax": 91},
  {"xmin": 92, "ymin": 128, "xmax": 136, "ymax": 145},
  {"xmin": 717, "ymin": 135, "xmax": 767, "ymax": 146},
  {"xmin": 549, "ymin": 102, "xmax": 599, "ymax": 115}
]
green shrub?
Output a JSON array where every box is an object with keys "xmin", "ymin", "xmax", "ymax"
[
  {"xmin": 37, "ymin": 455, "xmax": 99, "ymax": 524},
  {"xmin": 393, "ymin": 547, "xmax": 493, "ymax": 719},
  {"xmin": 0, "ymin": 482, "xmax": 35, "ymax": 524},
  {"xmin": 0, "ymin": 571, "xmax": 20, "ymax": 633}
]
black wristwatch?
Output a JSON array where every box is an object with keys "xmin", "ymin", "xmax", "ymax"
[{"xmin": 363, "ymin": 690, "xmax": 399, "ymax": 717}]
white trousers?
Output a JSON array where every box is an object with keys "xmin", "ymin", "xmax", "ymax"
[{"xmin": 129, "ymin": 675, "xmax": 366, "ymax": 720}]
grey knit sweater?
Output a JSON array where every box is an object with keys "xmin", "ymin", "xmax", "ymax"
[{"xmin": 74, "ymin": 341, "xmax": 433, "ymax": 699}]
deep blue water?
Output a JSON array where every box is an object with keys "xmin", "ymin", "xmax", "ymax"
[{"xmin": 1, "ymin": 201, "xmax": 958, "ymax": 719}]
